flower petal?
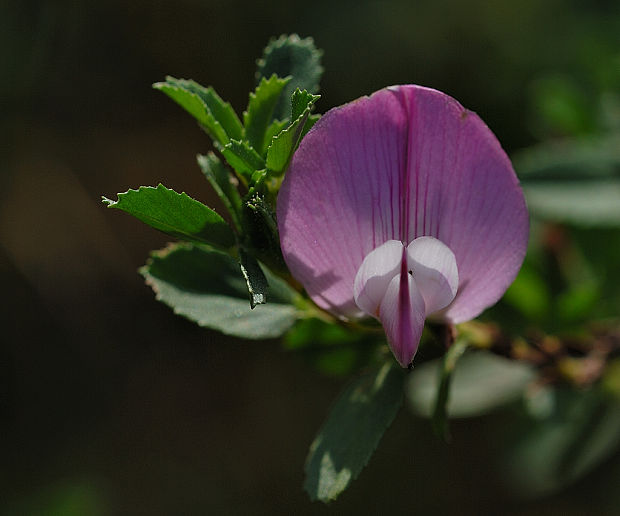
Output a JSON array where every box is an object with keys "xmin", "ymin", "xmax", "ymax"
[
  {"xmin": 277, "ymin": 84, "xmax": 528, "ymax": 330},
  {"xmin": 277, "ymin": 88, "xmax": 410, "ymax": 318},
  {"xmin": 353, "ymin": 240, "xmax": 404, "ymax": 317},
  {"xmin": 406, "ymin": 236, "xmax": 458, "ymax": 317},
  {"xmin": 379, "ymin": 265, "xmax": 426, "ymax": 367},
  {"xmin": 388, "ymin": 86, "xmax": 528, "ymax": 322}
]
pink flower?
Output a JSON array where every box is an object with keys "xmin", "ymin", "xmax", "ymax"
[{"xmin": 277, "ymin": 86, "xmax": 528, "ymax": 367}]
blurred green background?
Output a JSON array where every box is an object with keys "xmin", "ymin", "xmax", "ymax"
[{"xmin": 2, "ymin": 1, "xmax": 620, "ymax": 514}]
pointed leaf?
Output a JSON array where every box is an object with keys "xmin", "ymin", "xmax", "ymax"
[
  {"xmin": 154, "ymin": 77, "xmax": 243, "ymax": 145},
  {"xmin": 304, "ymin": 362, "xmax": 404, "ymax": 502},
  {"xmin": 256, "ymin": 34, "xmax": 324, "ymax": 121},
  {"xmin": 244, "ymin": 75, "xmax": 290, "ymax": 155},
  {"xmin": 291, "ymin": 89, "xmax": 321, "ymax": 121},
  {"xmin": 266, "ymin": 90, "xmax": 320, "ymax": 173},
  {"xmin": 220, "ymin": 139, "xmax": 266, "ymax": 182},
  {"xmin": 141, "ymin": 244, "xmax": 299, "ymax": 339},
  {"xmin": 197, "ymin": 152, "xmax": 242, "ymax": 232},
  {"xmin": 239, "ymin": 248, "xmax": 268, "ymax": 308},
  {"xmin": 103, "ymin": 184, "xmax": 235, "ymax": 248}
]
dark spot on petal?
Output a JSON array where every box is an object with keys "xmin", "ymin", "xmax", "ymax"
[
  {"xmin": 460, "ymin": 110, "xmax": 469, "ymax": 120},
  {"xmin": 408, "ymin": 270, "xmax": 413, "ymax": 275}
]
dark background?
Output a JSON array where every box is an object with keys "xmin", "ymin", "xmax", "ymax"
[{"xmin": 2, "ymin": 1, "xmax": 620, "ymax": 514}]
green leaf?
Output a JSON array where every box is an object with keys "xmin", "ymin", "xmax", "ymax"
[
  {"xmin": 141, "ymin": 244, "xmax": 299, "ymax": 339},
  {"xmin": 291, "ymin": 89, "xmax": 321, "ymax": 121},
  {"xmin": 103, "ymin": 184, "xmax": 235, "ymax": 249},
  {"xmin": 256, "ymin": 34, "xmax": 324, "ymax": 121},
  {"xmin": 266, "ymin": 89, "xmax": 320, "ymax": 173},
  {"xmin": 153, "ymin": 78, "xmax": 243, "ymax": 146},
  {"xmin": 244, "ymin": 75, "xmax": 290, "ymax": 156},
  {"xmin": 239, "ymin": 248, "xmax": 268, "ymax": 308},
  {"xmin": 503, "ymin": 386, "xmax": 620, "ymax": 498},
  {"xmin": 514, "ymin": 135, "xmax": 620, "ymax": 226},
  {"xmin": 196, "ymin": 152, "xmax": 242, "ymax": 232},
  {"xmin": 407, "ymin": 350, "xmax": 536, "ymax": 419},
  {"xmin": 220, "ymin": 139, "xmax": 266, "ymax": 183},
  {"xmin": 304, "ymin": 362, "xmax": 404, "ymax": 502}
]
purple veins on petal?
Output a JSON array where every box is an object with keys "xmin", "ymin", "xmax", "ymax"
[{"xmin": 277, "ymin": 84, "xmax": 529, "ymax": 367}]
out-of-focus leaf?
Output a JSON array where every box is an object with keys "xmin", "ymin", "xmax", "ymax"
[
  {"xmin": 103, "ymin": 184, "xmax": 235, "ymax": 249},
  {"xmin": 522, "ymin": 180, "xmax": 620, "ymax": 226},
  {"xmin": 141, "ymin": 244, "xmax": 299, "ymax": 339},
  {"xmin": 304, "ymin": 362, "xmax": 404, "ymax": 502},
  {"xmin": 196, "ymin": 152, "xmax": 242, "ymax": 232},
  {"xmin": 555, "ymin": 281, "xmax": 599, "ymax": 322},
  {"xmin": 502, "ymin": 261, "xmax": 551, "ymax": 321},
  {"xmin": 154, "ymin": 77, "xmax": 243, "ymax": 145},
  {"xmin": 528, "ymin": 74, "xmax": 595, "ymax": 137},
  {"xmin": 514, "ymin": 135, "xmax": 620, "ymax": 226},
  {"xmin": 407, "ymin": 350, "xmax": 536, "ymax": 419},
  {"xmin": 4, "ymin": 481, "xmax": 107, "ymax": 516},
  {"xmin": 503, "ymin": 386, "xmax": 620, "ymax": 498},
  {"xmin": 244, "ymin": 75, "xmax": 290, "ymax": 156},
  {"xmin": 256, "ymin": 34, "xmax": 324, "ymax": 121}
]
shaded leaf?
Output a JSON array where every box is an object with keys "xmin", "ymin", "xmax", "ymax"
[
  {"xmin": 242, "ymin": 194, "xmax": 284, "ymax": 270},
  {"xmin": 284, "ymin": 318, "xmax": 381, "ymax": 377},
  {"xmin": 197, "ymin": 152, "xmax": 242, "ymax": 232},
  {"xmin": 407, "ymin": 350, "xmax": 536, "ymax": 419},
  {"xmin": 103, "ymin": 184, "xmax": 234, "ymax": 249},
  {"xmin": 304, "ymin": 362, "xmax": 404, "ymax": 502},
  {"xmin": 256, "ymin": 34, "xmax": 324, "ymax": 121},
  {"xmin": 503, "ymin": 386, "xmax": 620, "ymax": 498},
  {"xmin": 141, "ymin": 244, "xmax": 299, "ymax": 339},
  {"xmin": 239, "ymin": 248, "xmax": 268, "ymax": 308},
  {"xmin": 244, "ymin": 75, "xmax": 290, "ymax": 155}
]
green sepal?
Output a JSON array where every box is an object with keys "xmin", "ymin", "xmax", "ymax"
[
  {"xmin": 196, "ymin": 152, "xmax": 243, "ymax": 233},
  {"xmin": 154, "ymin": 77, "xmax": 243, "ymax": 145},
  {"xmin": 244, "ymin": 74, "xmax": 291, "ymax": 156},
  {"xmin": 141, "ymin": 243, "xmax": 299, "ymax": 339},
  {"xmin": 220, "ymin": 139, "xmax": 266, "ymax": 184},
  {"xmin": 103, "ymin": 184, "xmax": 235, "ymax": 249},
  {"xmin": 304, "ymin": 361, "xmax": 405, "ymax": 503},
  {"xmin": 256, "ymin": 34, "xmax": 324, "ymax": 121}
]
